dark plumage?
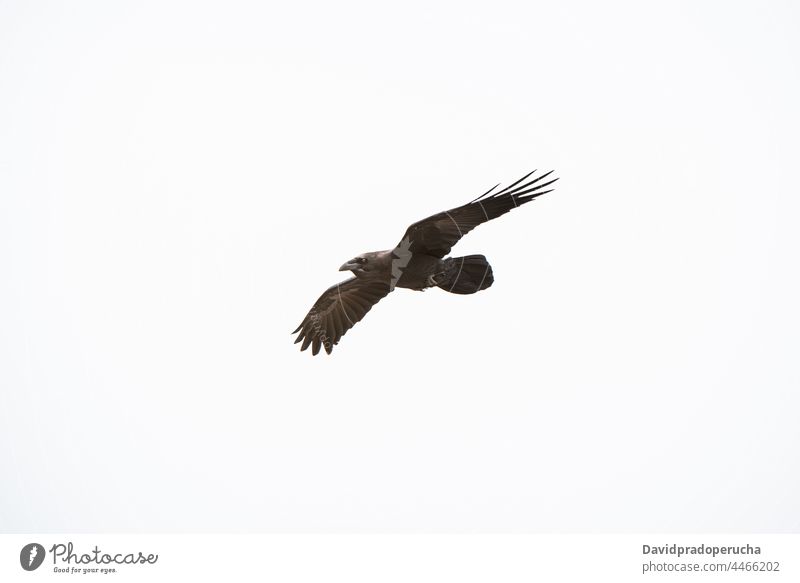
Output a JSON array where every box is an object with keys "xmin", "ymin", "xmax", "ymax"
[{"xmin": 293, "ymin": 170, "xmax": 558, "ymax": 354}]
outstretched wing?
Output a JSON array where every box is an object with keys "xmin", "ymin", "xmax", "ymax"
[
  {"xmin": 398, "ymin": 170, "xmax": 558, "ymax": 258},
  {"xmin": 293, "ymin": 277, "xmax": 392, "ymax": 355}
]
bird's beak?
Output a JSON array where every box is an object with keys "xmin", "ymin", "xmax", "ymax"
[{"xmin": 339, "ymin": 260, "xmax": 359, "ymax": 272}]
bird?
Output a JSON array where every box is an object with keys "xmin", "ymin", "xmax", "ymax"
[{"xmin": 293, "ymin": 169, "xmax": 558, "ymax": 355}]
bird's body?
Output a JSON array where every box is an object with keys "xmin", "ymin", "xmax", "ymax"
[
  {"xmin": 293, "ymin": 170, "xmax": 557, "ymax": 355},
  {"xmin": 396, "ymin": 253, "xmax": 443, "ymax": 290}
]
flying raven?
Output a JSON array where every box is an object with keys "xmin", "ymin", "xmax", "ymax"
[{"xmin": 293, "ymin": 170, "xmax": 558, "ymax": 355}]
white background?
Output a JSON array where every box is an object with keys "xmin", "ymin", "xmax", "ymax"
[{"xmin": 1, "ymin": 0, "xmax": 798, "ymax": 532}]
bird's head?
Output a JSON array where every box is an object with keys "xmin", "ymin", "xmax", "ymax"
[{"xmin": 339, "ymin": 252, "xmax": 376, "ymax": 276}]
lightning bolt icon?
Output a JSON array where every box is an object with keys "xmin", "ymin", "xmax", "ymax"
[{"xmin": 390, "ymin": 236, "xmax": 413, "ymax": 291}]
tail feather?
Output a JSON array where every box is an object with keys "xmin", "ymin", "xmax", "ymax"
[{"xmin": 437, "ymin": 255, "xmax": 494, "ymax": 295}]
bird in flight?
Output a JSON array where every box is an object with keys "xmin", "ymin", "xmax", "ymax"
[{"xmin": 293, "ymin": 170, "xmax": 558, "ymax": 355}]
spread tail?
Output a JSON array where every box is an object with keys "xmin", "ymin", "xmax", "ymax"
[{"xmin": 437, "ymin": 255, "xmax": 494, "ymax": 295}]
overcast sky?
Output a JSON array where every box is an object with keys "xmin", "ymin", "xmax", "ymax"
[{"xmin": 1, "ymin": 0, "xmax": 799, "ymax": 532}]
